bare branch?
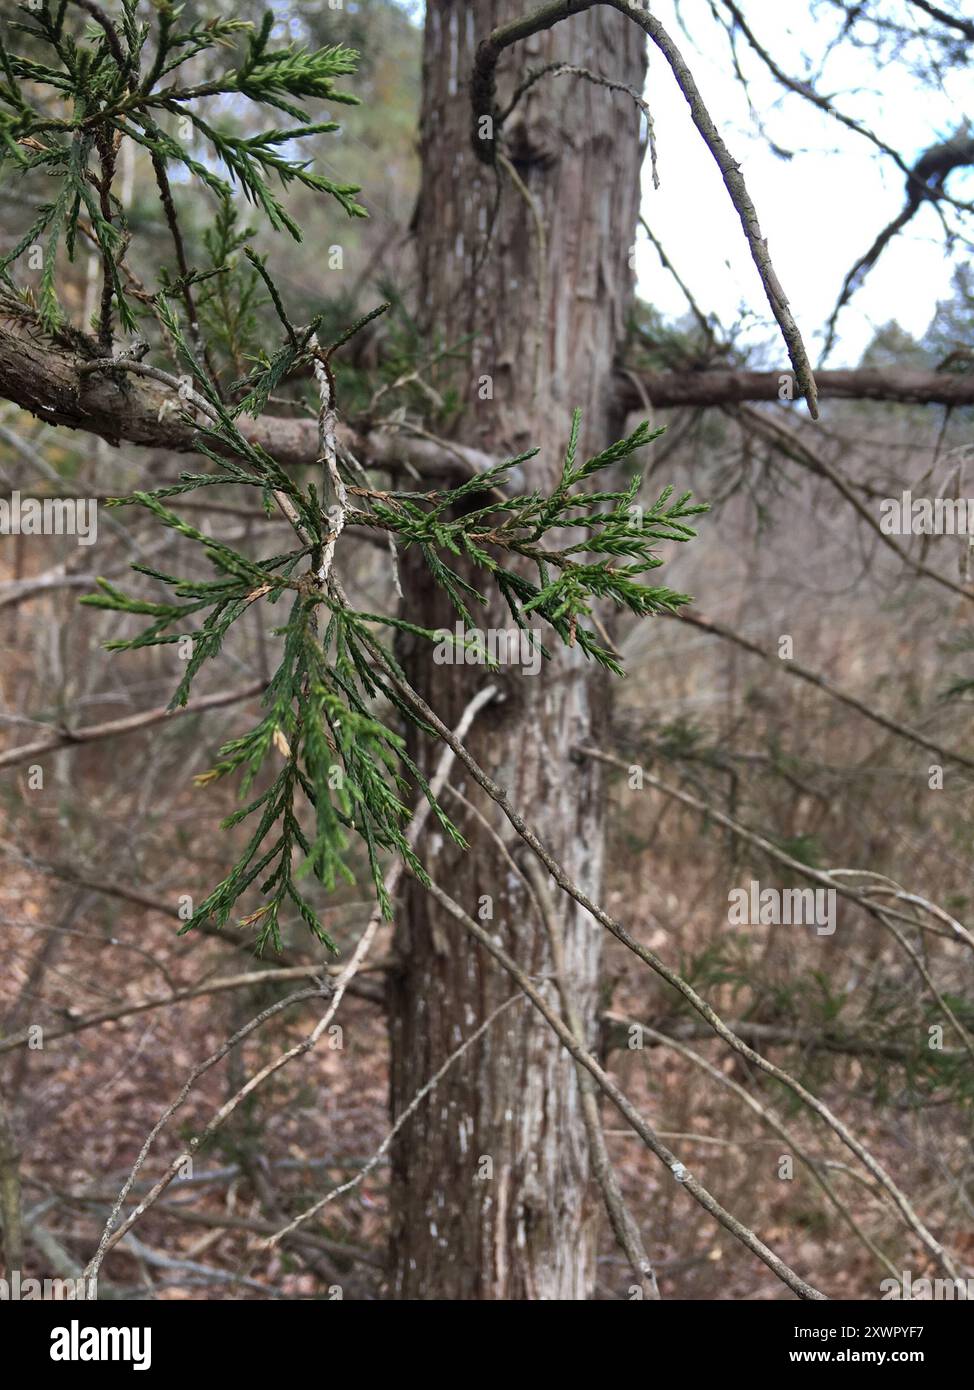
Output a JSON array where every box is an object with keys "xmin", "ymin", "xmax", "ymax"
[
  {"xmin": 2, "ymin": 320, "xmax": 973, "ymax": 490},
  {"xmin": 630, "ymin": 1022, "xmax": 901, "ymax": 1280},
  {"xmin": 905, "ymin": 0, "xmax": 974, "ymax": 42},
  {"xmin": 0, "ymin": 965, "xmax": 346, "ymax": 1058},
  {"xmin": 0, "ymin": 682, "xmax": 264, "ymax": 771}
]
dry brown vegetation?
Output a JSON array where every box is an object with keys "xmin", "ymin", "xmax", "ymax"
[{"xmin": 1, "ymin": 0, "xmax": 973, "ymax": 1303}]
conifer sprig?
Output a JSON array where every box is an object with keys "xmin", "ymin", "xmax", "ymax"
[
  {"xmin": 3, "ymin": 6, "xmax": 705, "ymax": 951},
  {"xmin": 347, "ymin": 413, "xmax": 707, "ymax": 672},
  {"xmin": 0, "ymin": 3, "xmax": 365, "ymax": 334},
  {"xmin": 89, "ymin": 379, "xmax": 703, "ymax": 948}
]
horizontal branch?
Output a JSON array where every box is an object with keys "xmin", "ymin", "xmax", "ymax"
[
  {"xmin": 0, "ymin": 682, "xmax": 263, "ymax": 770},
  {"xmin": 2, "ymin": 323, "xmax": 971, "ymax": 487},
  {"xmin": 0, "ymin": 322, "xmax": 492, "ymax": 478},
  {"xmin": 0, "ymin": 572, "xmax": 96, "ymax": 612},
  {"xmin": 0, "ymin": 966, "xmax": 331, "ymax": 1056},
  {"xmin": 617, "ymin": 367, "xmax": 974, "ymax": 410},
  {"xmin": 603, "ymin": 1014, "xmax": 963, "ymax": 1062}
]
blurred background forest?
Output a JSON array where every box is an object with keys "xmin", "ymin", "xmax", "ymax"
[{"xmin": 1, "ymin": 0, "xmax": 973, "ymax": 1299}]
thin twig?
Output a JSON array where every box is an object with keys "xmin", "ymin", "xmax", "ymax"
[
  {"xmin": 672, "ymin": 607, "xmax": 974, "ymax": 774},
  {"xmin": 413, "ymin": 869, "xmax": 826, "ymax": 1299},
  {"xmin": 0, "ymin": 682, "xmax": 263, "ymax": 771},
  {"xmin": 265, "ymin": 996, "xmax": 524, "ymax": 1247},
  {"xmin": 82, "ymin": 984, "xmax": 325, "ymax": 1283},
  {"xmin": 632, "ymin": 1023, "xmax": 901, "ymax": 1281}
]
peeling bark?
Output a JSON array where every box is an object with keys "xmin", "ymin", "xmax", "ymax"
[
  {"xmin": 0, "ymin": 1100, "xmax": 23, "ymax": 1276},
  {"xmin": 386, "ymin": 0, "xmax": 645, "ymax": 1300}
]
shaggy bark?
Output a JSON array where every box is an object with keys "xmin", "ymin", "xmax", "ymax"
[{"xmin": 386, "ymin": 0, "xmax": 645, "ymax": 1299}]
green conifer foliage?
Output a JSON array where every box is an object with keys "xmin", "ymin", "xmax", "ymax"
[{"xmin": 1, "ymin": 3, "xmax": 704, "ymax": 952}]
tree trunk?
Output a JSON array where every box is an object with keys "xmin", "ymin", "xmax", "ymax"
[{"xmin": 387, "ymin": 0, "xmax": 647, "ymax": 1300}]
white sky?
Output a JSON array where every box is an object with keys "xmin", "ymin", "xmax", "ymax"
[{"xmin": 635, "ymin": 1, "xmax": 973, "ymax": 365}]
